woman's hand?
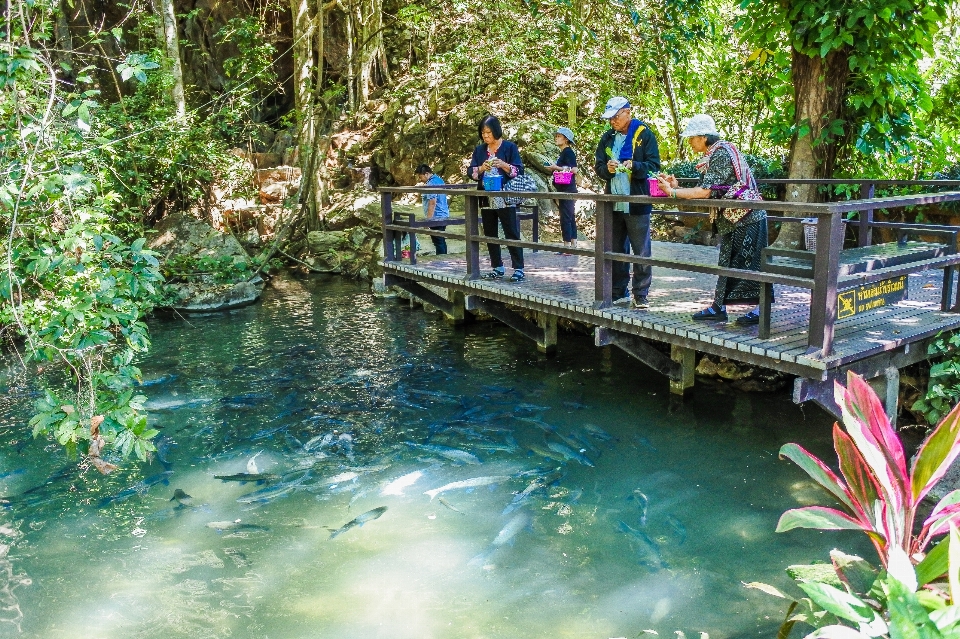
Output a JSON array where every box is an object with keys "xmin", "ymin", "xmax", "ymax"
[
  {"xmin": 657, "ymin": 174, "xmax": 678, "ymax": 190},
  {"xmin": 480, "ymin": 160, "xmax": 492, "ymax": 173},
  {"xmin": 606, "ymin": 159, "xmax": 619, "ymax": 174}
]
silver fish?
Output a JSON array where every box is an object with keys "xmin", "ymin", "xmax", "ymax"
[
  {"xmin": 633, "ymin": 489, "xmax": 649, "ymax": 527},
  {"xmin": 493, "ymin": 512, "xmax": 531, "ymax": 546},
  {"xmin": 207, "ymin": 520, "xmax": 269, "ymax": 532},
  {"xmin": 329, "ymin": 506, "xmax": 388, "ymax": 539},
  {"xmin": 405, "ymin": 442, "xmax": 481, "ymax": 465},
  {"xmin": 546, "ymin": 441, "xmax": 595, "ymax": 467},
  {"xmin": 437, "ymin": 497, "xmax": 465, "ymax": 514},
  {"xmin": 381, "ymin": 470, "xmax": 424, "ymax": 496},
  {"xmin": 423, "ymin": 475, "xmax": 511, "ymax": 500},
  {"xmin": 618, "ymin": 521, "xmax": 667, "ymax": 569}
]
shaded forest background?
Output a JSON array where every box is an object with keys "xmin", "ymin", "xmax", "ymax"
[{"xmin": 3, "ymin": 0, "xmax": 960, "ymax": 463}]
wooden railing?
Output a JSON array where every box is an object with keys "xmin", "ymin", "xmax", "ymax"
[{"xmin": 379, "ymin": 182, "xmax": 960, "ymax": 358}]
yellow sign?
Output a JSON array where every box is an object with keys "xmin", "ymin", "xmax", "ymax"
[{"xmin": 837, "ymin": 276, "xmax": 907, "ymax": 319}]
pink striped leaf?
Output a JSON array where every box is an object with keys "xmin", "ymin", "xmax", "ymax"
[
  {"xmin": 923, "ymin": 507, "xmax": 960, "ymax": 541},
  {"xmin": 911, "ymin": 399, "xmax": 960, "ymax": 504},
  {"xmin": 923, "ymin": 502, "xmax": 960, "ymax": 534},
  {"xmin": 776, "ymin": 506, "xmax": 868, "ymax": 533},
  {"xmin": 930, "ymin": 489, "xmax": 960, "ymax": 520},
  {"xmin": 845, "ymin": 372, "xmax": 908, "ymax": 484},
  {"xmin": 780, "ymin": 442, "xmax": 856, "ymax": 513},
  {"xmin": 837, "ymin": 378, "xmax": 906, "ymax": 514},
  {"xmin": 834, "ymin": 423, "xmax": 881, "ymax": 521}
]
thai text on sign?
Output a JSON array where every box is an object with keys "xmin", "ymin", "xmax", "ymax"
[{"xmin": 836, "ymin": 276, "xmax": 907, "ymax": 319}]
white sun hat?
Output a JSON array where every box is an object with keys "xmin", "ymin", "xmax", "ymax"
[{"xmin": 680, "ymin": 114, "xmax": 720, "ymax": 138}]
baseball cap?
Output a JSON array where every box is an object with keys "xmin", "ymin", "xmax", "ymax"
[
  {"xmin": 556, "ymin": 127, "xmax": 575, "ymax": 143},
  {"xmin": 601, "ymin": 97, "xmax": 631, "ymax": 120}
]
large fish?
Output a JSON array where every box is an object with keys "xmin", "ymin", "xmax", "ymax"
[
  {"xmin": 618, "ymin": 521, "xmax": 667, "ymax": 569},
  {"xmin": 423, "ymin": 475, "xmax": 512, "ymax": 500},
  {"xmin": 214, "ymin": 473, "xmax": 278, "ymax": 483},
  {"xmin": 405, "ymin": 442, "xmax": 481, "ymax": 465},
  {"xmin": 468, "ymin": 512, "xmax": 532, "ymax": 567},
  {"xmin": 96, "ymin": 471, "xmax": 173, "ymax": 508},
  {"xmin": 381, "ymin": 470, "xmax": 424, "ymax": 496},
  {"xmin": 329, "ymin": 506, "xmax": 388, "ymax": 539},
  {"xmin": 546, "ymin": 441, "xmax": 595, "ymax": 467}
]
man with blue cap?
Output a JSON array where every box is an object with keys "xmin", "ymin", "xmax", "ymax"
[{"xmin": 593, "ymin": 96, "xmax": 661, "ymax": 309}]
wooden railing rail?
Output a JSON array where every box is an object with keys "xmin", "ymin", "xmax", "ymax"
[{"xmin": 379, "ymin": 186, "xmax": 960, "ymax": 357}]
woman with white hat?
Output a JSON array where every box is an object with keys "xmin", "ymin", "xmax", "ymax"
[
  {"xmin": 656, "ymin": 114, "xmax": 768, "ymax": 326},
  {"xmin": 543, "ymin": 127, "xmax": 578, "ymax": 253}
]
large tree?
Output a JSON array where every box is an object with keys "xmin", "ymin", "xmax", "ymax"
[{"xmin": 739, "ymin": 0, "xmax": 951, "ymax": 245}]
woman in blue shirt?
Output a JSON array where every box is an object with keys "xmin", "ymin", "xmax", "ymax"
[
  {"xmin": 543, "ymin": 127, "xmax": 578, "ymax": 253},
  {"xmin": 468, "ymin": 115, "xmax": 525, "ymax": 282}
]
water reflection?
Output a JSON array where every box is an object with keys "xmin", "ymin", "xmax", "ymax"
[{"xmin": 0, "ymin": 274, "xmax": 869, "ymax": 639}]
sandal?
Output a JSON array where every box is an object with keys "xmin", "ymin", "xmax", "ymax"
[
  {"xmin": 736, "ymin": 310, "xmax": 761, "ymax": 326},
  {"xmin": 692, "ymin": 304, "xmax": 727, "ymax": 321}
]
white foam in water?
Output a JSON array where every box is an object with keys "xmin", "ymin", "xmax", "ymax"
[{"xmin": 0, "ymin": 276, "xmax": 871, "ymax": 638}]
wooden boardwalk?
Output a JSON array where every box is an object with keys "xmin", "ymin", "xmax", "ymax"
[
  {"xmin": 379, "ymin": 184, "xmax": 960, "ymax": 416},
  {"xmin": 384, "ymin": 241, "xmax": 960, "ymax": 379}
]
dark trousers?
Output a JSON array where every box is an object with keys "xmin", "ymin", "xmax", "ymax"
[
  {"xmin": 430, "ymin": 225, "xmax": 447, "ymax": 255},
  {"xmin": 611, "ymin": 212, "xmax": 652, "ymax": 299},
  {"xmin": 558, "ymin": 199, "xmax": 576, "ymax": 242},
  {"xmin": 481, "ymin": 207, "xmax": 524, "ymax": 269}
]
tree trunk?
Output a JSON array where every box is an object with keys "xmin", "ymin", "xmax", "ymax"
[
  {"xmin": 772, "ymin": 47, "xmax": 850, "ymax": 248},
  {"xmin": 155, "ymin": 0, "xmax": 185, "ymax": 119}
]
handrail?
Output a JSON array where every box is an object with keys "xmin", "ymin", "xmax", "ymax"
[{"xmin": 378, "ymin": 186, "xmax": 960, "ymax": 358}]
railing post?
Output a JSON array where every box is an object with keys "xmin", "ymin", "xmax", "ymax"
[
  {"xmin": 807, "ymin": 212, "xmax": 843, "ymax": 356},
  {"xmin": 465, "ymin": 194, "xmax": 480, "ymax": 280},
  {"xmin": 594, "ymin": 200, "xmax": 613, "ymax": 308},
  {"xmin": 858, "ymin": 182, "xmax": 875, "ymax": 247},
  {"xmin": 381, "ymin": 190, "xmax": 397, "ymax": 262}
]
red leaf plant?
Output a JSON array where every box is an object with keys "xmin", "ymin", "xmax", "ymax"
[{"xmin": 777, "ymin": 371, "xmax": 960, "ymax": 567}]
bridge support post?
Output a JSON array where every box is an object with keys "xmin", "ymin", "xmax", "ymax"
[
  {"xmin": 446, "ymin": 291, "xmax": 467, "ymax": 325},
  {"xmin": 669, "ymin": 345, "xmax": 695, "ymax": 396},
  {"xmin": 537, "ymin": 312, "xmax": 558, "ymax": 355}
]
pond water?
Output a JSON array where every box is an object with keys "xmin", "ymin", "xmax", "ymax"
[{"xmin": 0, "ymin": 274, "xmax": 871, "ymax": 639}]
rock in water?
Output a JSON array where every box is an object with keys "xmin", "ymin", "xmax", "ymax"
[{"xmin": 149, "ymin": 212, "xmax": 265, "ymax": 313}]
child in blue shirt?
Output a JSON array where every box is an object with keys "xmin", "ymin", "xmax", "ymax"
[{"xmin": 416, "ymin": 164, "xmax": 449, "ymax": 255}]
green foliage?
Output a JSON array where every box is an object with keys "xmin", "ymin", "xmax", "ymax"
[
  {"xmin": 162, "ymin": 254, "xmax": 254, "ymax": 283},
  {"xmin": 913, "ymin": 333, "xmax": 960, "ymax": 426},
  {"xmin": 738, "ymin": 0, "xmax": 952, "ymax": 174}
]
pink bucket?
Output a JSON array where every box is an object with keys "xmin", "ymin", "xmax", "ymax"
[
  {"xmin": 553, "ymin": 170, "xmax": 574, "ymax": 185},
  {"xmin": 647, "ymin": 177, "xmax": 667, "ymax": 197}
]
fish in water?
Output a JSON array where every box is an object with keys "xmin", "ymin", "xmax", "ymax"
[
  {"xmin": 618, "ymin": 521, "xmax": 667, "ymax": 569},
  {"xmin": 546, "ymin": 441, "xmax": 595, "ymax": 467},
  {"xmin": 381, "ymin": 470, "xmax": 423, "ymax": 496},
  {"xmin": 503, "ymin": 477, "xmax": 546, "ymax": 516},
  {"xmin": 514, "ymin": 403, "xmax": 550, "ymax": 414},
  {"xmin": 405, "ymin": 442, "xmax": 481, "ymax": 465},
  {"xmin": 632, "ymin": 490, "xmax": 649, "ymax": 527},
  {"xmin": 526, "ymin": 443, "xmax": 567, "ymax": 464},
  {"xmin": 633, "ymin": 434, "xmax": 658, "ymax": 452},
  {"xmin": 142, "ymin": 397, "xmax": 213, "ymax": 411},
  {"xmin": 581, "ymin": 423, "xmax": 614, "ymax": 441},
  {"xmin": 666, "ymin": 515, "xmax": 687, "ymax": 545},
  {"xmin": 170, "ymin": 489, "xmax": 193, "ymax": 506},
  {"xmin": 247, "ymin": 451, "xmax": 263, "ymax": 474},
  {"xmin": 137, "ymin": 373, "xmax": 178, "ymax": 387},
  {"xmin": 213, "ymin": 473, "xmax": 278, "ymax": 484},
  {"xmin": 468, "ymin": 512, "xmax": 532, "ymax": 567},
  {"xmin": 329, "ymin": 506, "xmax": 388, "ymax": 539},
  {"xmin": 322, "ymin": 471, "xmax": 360, "ymax": 488},
  {"xmin": 236, "ymin": 483, "xmax": 294, "ymax": 504},
  {"xmin": 437, "ymin": 497, "xmax": 465, "ymax": 514},
  {"xmin": 96, "ymin": 471, "xmax": 173, "ymax": 508},
  {"xmin": 207, "ymin": 520, "xmax": 270, "ymax": 532},
  {"xmin": 423, "ymin": 475, "xmax": 512, "ymax": 500}
]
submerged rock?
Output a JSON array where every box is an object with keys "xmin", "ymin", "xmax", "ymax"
[{"xmin": 149, "ymin": 212, "xmax": 264, "ymax": 312}]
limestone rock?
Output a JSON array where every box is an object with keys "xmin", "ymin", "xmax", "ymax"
[
  {"xmin": 149, "ymin": 212, "xmax": 264, "ymax": 312},
  {"xmin": 149, "ymin": 212, "xmax": 249, "ymax": 260}
]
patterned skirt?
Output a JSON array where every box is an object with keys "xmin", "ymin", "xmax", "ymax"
[{"xmin": 714, "ymin": 213, "xmax": 767, "ymax": 306}]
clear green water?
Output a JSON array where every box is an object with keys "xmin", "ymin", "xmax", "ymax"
[{"xmin": 0, "ymin": 275, "xmax": 869, "ymax": 639}]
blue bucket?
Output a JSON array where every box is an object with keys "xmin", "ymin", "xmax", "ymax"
[{"xmin": 482, "ymin": 174, "xmax": 503, "ymax": 191}]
